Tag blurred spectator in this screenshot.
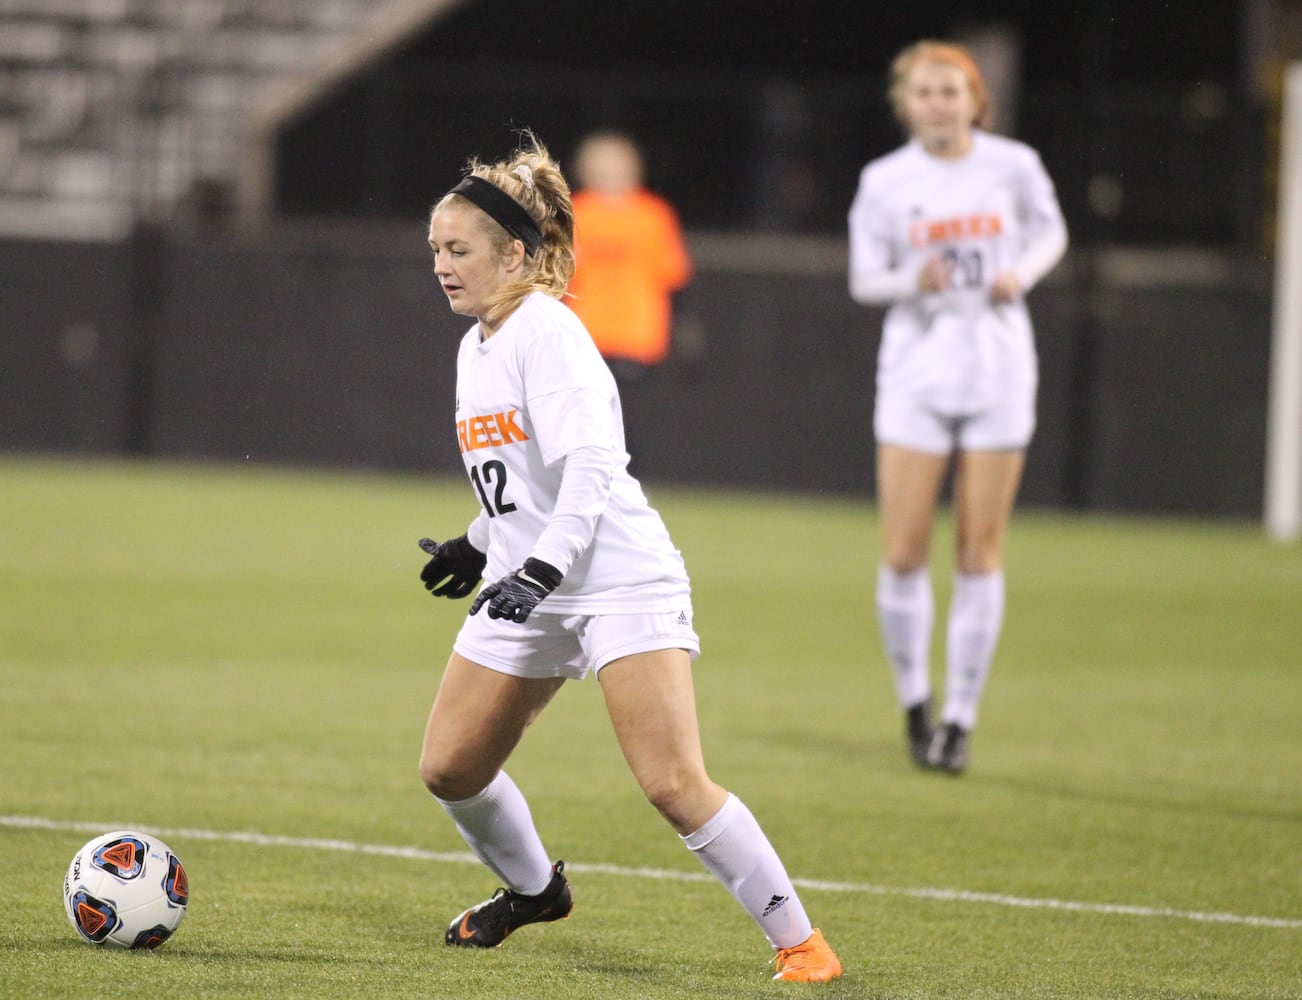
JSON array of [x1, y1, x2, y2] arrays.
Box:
[[567, 131, 692, 383]]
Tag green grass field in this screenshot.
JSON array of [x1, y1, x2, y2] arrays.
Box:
[[1, 455, 1298, 999]]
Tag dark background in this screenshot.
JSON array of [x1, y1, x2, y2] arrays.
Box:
[[276, 1, 1256, 245], [1, 0, 1290, 517]]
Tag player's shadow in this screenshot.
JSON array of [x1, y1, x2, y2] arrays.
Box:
[[964, 772, 1300, 825], [765, 727, 1300, 826]]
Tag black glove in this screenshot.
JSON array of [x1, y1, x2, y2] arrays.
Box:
[[418, 535, 487, 599], [468, 557, 563, 623]]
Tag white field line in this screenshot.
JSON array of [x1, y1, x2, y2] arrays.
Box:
[[6, 814, 1298, 931]]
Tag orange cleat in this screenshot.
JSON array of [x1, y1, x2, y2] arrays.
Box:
[[772, 928, 843, 982]]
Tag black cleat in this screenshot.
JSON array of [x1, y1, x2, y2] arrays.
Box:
[[926, 723, 970, 774], [444, 861, 572, 948], [905, 698, 934, 768]]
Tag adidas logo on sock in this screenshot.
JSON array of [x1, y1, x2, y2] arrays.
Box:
[[762, 894, 788, 917]]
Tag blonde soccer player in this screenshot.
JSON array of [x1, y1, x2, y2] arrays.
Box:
[[848, 41, 1068, 773], [416, 132, 841, 983]]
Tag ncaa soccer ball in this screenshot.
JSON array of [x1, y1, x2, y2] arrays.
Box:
[[63, 830, 189, 949]]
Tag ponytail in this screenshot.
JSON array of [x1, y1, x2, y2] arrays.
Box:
[[436, 130, 576, 330]]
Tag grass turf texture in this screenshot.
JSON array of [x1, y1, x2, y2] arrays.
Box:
[[0, 455, 1298, 999]]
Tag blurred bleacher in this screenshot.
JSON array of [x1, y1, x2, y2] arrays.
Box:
[[0, 0, 459, 240]]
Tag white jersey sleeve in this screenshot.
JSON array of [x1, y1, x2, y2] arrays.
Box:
[[1009, 147, 1068, 292], [848, 161, 922, 306], [512, 314, 619, 574], [465, 508, 491, 553]]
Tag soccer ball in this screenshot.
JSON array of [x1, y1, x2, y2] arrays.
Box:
[[63, 830, 189, 949]]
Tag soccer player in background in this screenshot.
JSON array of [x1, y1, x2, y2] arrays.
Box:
[[416, 132, 841, 983], [848, 41, 1068, 773]]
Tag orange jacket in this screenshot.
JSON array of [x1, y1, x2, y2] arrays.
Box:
[[568, 189, 691, 366]]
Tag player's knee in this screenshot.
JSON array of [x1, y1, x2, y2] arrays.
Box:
[[639, 767, 714, 829], [418, 751, 480, 801], [883, 551, 928, 575], [417, 753, 449, 797], [640, 772, 684, 815], [956, 543, 1002, 575]]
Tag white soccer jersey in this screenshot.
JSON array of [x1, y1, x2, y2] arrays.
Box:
[[848, 130, 1067, 415], [452, 291, 691, 613]]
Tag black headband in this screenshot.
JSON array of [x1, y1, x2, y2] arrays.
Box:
[[448, 175, 542, 257]]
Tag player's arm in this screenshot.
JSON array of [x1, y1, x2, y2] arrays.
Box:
[[1009, 151, 1069, 293], [651, 200, 692, 291], [848, 174, 922, 305], [525, 386, 615, 576], [470, 388, 613, 623]]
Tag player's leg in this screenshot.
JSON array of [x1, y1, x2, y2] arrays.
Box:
[[931, 447, 1025, 771], [421, 651, 565, 887], [952, 447, 1024, 576], [598, 649, 840, 980], [597, 648, 726, 835], [422, 651, 572, 945], [876, 441, 950, 763]]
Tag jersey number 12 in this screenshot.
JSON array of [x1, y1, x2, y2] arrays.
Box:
[[470, 460, 517, 517]]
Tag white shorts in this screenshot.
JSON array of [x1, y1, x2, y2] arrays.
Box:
[[453, 608, 700, 681], [874, 386, 1036, 454]]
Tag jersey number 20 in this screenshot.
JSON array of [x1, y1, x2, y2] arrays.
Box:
[[942, 247, 984, 289]]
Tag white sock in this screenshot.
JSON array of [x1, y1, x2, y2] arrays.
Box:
[[435, 771, 554, 896], [943, 571, 1006, 731], [876, 564, 933, 708], [681, 793, 813, 949]]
